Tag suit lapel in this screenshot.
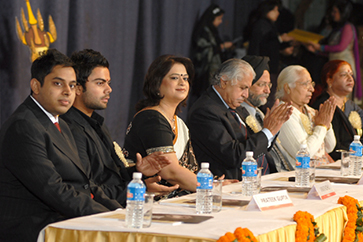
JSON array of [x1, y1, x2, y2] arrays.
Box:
[[68, 108, 121, 172], [58, 119, 82, 164], [206, 87, 248, 140], [100, 124, 128, 170], [237, 106, 253, 136], [52, 120, 85, 171], [25, 97, 88, 175]]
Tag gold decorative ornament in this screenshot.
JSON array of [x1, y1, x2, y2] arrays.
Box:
[[146, 146, 175, 155], [15, 0, 57, 62], [341, 97, 347, 112], [245, 115, 262, 133], [113, 141, 129, 167], [300, 113, 313, 135], [348, 111, 362, 136]]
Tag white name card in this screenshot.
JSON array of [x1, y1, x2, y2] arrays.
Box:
[[307, 180, 336, 200], [246, 190, 293, 211]]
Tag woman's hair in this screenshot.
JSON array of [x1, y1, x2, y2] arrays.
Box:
[[136, 55, 194, 113], [328, 0, 353, 27], [276, 65, 308, 99], [210, 58, 255, 86], [192, 4, 225, 44], [320, 59, 351, 88], [244, 0, 281, 40]]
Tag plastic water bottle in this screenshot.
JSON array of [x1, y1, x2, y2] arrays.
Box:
[[125, 172, 146, 228], [349, 135, 362, 176], [241, 151, 258, 196], [196, 162, 213, 214], [295, 144, 310, 187]]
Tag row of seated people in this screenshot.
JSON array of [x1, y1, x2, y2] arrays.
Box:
[[0, 49, 179, 242], [0, 48, 361, 242], [123, 54, 360, 193]]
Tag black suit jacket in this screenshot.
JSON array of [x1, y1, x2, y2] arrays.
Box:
[[188, 86, 274, 180], [0, 97, 121, 242], [61, 107, 136, 207]]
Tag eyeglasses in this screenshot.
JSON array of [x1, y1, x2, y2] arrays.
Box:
[[296, 81, 315, 89], [256, 82, 272, 89]]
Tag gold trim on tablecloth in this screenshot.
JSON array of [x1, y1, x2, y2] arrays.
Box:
[[315, 206, 346, 242], [43, 201, 358, 242], [44, 205, 347, 242], [256, 224, 296, 241], [45, 227, 216, 242]]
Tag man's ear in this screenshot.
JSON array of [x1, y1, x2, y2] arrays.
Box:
[[30, 78, 41, 95], [76, 84, 83, 96], [220, 77, 228, 89]]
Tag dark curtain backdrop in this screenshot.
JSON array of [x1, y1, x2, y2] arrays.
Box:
[[0, 0, 262, 146]]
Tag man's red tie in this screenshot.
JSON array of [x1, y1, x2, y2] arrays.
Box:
[[54, 122, 61, 132]]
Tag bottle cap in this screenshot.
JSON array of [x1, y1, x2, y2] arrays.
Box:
[[300, 144, 307, 149], [201, 162, 209, 169], [354, 135, 361, 141], [133, 172, 142, 179], [246, 151, 253, 157]]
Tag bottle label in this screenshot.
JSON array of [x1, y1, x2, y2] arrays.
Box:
[[197, 176, 213, 189], [350, 144, 362, 157], [296, 156, 310, 168], [127, 187, 146, 201], [242, 164, 257, 177]]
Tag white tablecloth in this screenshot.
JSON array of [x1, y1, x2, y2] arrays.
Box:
[[37, 166, 363, 242]]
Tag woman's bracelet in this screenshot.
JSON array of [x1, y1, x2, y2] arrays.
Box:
[[316, 124, 328, 130]]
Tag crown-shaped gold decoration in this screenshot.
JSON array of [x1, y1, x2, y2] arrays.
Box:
[[15, 0, 57, 62], [348, 111, 362, 137]]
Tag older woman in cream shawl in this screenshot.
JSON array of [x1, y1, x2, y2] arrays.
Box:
[[276, 65, 337, 168]]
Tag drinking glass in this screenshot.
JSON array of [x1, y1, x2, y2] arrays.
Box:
[[309, 159, 316, 186], [212, 180, 223, 212], [143, 193, 155, 228], [340, 151, 351, 176], [255, 167, 262, 193]]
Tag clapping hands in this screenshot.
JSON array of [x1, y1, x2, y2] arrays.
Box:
[[263, 99, 293, 135], [314, 96, 336, 129]]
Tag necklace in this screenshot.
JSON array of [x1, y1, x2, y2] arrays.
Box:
[[341, 97, 347, 112], [300, 106, 313, 135], [158, 106, 176, 132], [327, 89, 347, 111]]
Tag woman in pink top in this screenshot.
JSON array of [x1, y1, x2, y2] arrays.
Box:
[[307, 0, 361, 101]]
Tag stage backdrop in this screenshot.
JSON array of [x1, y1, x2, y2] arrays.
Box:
[[0, 0, 262, 145]]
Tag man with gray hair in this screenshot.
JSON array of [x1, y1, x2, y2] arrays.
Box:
[[188, 58, 292, 180], [241, 55, 294, 171]]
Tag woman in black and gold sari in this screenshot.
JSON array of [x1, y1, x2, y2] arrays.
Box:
[[312, 59, 363, 160], [124, 55, 198, 199]]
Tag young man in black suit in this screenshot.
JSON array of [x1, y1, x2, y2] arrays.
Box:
[[61, 49, 178, 207], [0, 49, 124, 242]]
